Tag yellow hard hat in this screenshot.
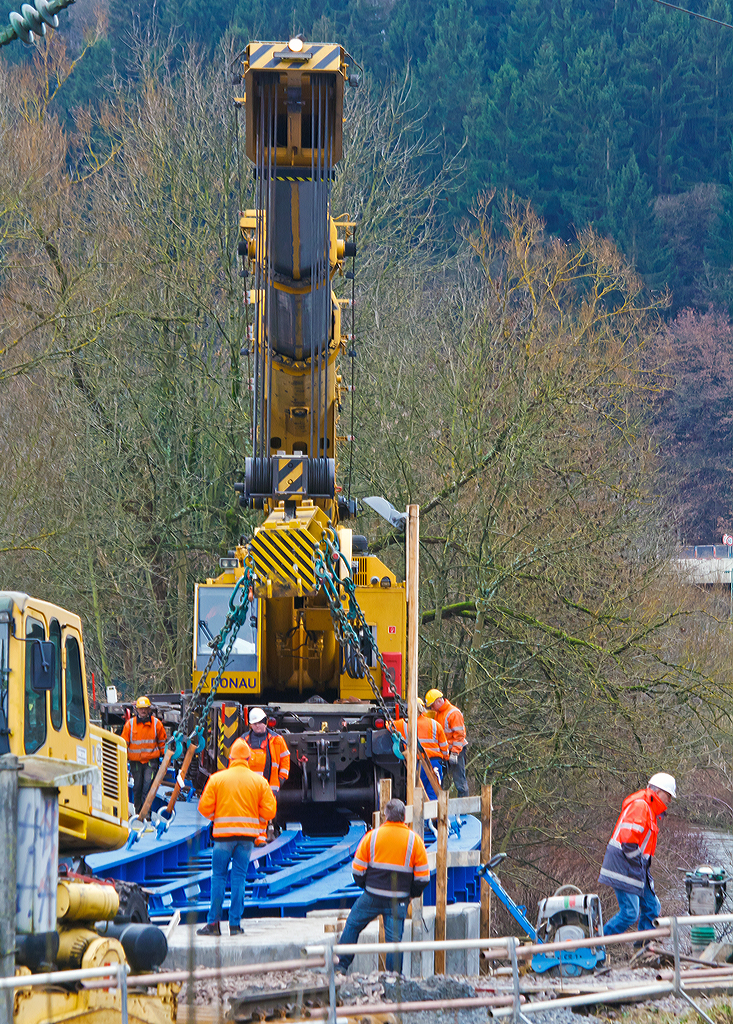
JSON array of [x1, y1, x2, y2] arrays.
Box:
[[136, 696, 152, 709], [416, 698, 426, 713], [424, 689, 443, 708]]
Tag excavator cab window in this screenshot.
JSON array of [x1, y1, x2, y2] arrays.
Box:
[[196, 586, 258, 673], [24, 617, 46, 754], [65, 635, 86, 739], [49, 618, 63, 731]]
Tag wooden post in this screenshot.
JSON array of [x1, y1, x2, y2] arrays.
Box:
[[410, 786, 424, 979], [377, 777, 392, 971], [434, 788, 448, 975], [406, 504, 419, 809], [0, 755, 19, 1024], [480, 783, 492, 975]]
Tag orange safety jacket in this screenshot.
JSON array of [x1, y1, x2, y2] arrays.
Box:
[[352, 820, 430, 899], [244, 729, 291, 792], [394, 715, 449, 761], [198, 751, 277, 840], [434, 700, 467, 755], [598, 788, 667, 894], [121, 715, 167, 763]]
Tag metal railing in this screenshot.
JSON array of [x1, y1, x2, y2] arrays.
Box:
[[6, 914, 733, 1024]]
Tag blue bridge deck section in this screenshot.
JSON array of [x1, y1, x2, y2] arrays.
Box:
[[87, 796, 483, 921]]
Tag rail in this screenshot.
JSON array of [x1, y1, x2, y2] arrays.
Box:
[[8, 913, 733, 1024]]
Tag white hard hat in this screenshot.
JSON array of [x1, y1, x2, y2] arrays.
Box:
[[648, 772, 676, 799], [248, 707, 267, 724]]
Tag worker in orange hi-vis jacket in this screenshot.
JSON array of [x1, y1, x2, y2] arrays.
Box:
[[243, 707, 290, 845], [121, 696, 167, 814], [425, 688, 469, 797], [335, 798, 430, 975], [196, 738, 276, 937], [394, 698, 449, 799]]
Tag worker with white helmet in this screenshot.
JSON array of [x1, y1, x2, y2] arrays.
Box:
[[598, 772, 677, 936], [243, 707, 290, 845]]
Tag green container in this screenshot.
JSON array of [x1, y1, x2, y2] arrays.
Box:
[[690, 925, 716, 948]]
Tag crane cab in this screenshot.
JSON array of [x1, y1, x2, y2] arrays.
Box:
[[0, 592, 129, 852]]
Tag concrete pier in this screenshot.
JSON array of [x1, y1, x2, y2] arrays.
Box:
[[164, 903, 480, 978]]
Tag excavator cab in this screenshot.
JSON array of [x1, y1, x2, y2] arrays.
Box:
[[0, 592, 129, 852]]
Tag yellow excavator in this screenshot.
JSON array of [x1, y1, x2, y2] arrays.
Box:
[[0, 591, 128, 851], [1, 593, 179, 1023]]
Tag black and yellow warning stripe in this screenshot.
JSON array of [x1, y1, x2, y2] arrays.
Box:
[[246, 42, 343, 73], [250, 528, 318, 590], [217, 703, 240, 770], [277, 458, 305, 494]]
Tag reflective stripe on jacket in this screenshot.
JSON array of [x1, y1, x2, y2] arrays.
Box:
[[245, 730, 291, 791], [121, 716, 167, 763], [352, 821, 430, 898], [435, 700, 467, 754], [394, 716, 449, 761], [198, 760, 277, 839], [598, 788, 667, 894]]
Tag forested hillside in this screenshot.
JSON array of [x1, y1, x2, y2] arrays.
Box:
[[3, 0, 733, 904], [3, 0, 733, 540]]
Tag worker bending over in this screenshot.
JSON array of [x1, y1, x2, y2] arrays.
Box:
[[336, 798, 429, 975], [197, 738, 276, 936], [394, 698, 449, 799], [243, 707, 290, 845], [425, 689, 469, 797], [122, 696, 167, 814], [598, 772, 676, 937]]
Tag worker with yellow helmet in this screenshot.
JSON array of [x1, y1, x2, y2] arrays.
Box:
[[424, 688, 469, 797], [121, 696, 167, 814]]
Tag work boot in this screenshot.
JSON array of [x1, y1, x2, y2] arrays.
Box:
[[229, 925, 243, 935], [196, 921, 220, 936]]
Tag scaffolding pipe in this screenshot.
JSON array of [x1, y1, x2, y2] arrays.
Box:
[[491, 981, 677, 1017], [657, 913, 733, 927], [305, 937, 512, 956], [658, 966, 733, 981], [512, 926, 671, 959], [0, 964, 127, 990], [86, 956, 327, 990]]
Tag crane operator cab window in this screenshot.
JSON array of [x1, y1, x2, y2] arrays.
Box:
[[195, 586, 258, 674], [24, 616, 46, 754]]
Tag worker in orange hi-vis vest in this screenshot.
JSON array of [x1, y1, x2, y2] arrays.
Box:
[[121, 696, 167, 814], [425, 688, 469, 797], [243, 707, 290, 845], [196, 738, 276, 937], [394, 698, 449, 799], [335, 798, 430, 975]]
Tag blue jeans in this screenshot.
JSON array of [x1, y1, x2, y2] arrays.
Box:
[[207, 839, 254, 928], [604, 880, 661, 935], [338, 891, 408, 973]]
